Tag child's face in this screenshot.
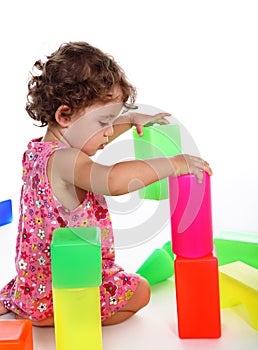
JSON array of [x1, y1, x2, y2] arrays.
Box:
[[63, 100, 124, 156]]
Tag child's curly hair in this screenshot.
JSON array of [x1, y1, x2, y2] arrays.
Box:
[[26, 41, 137, 126]]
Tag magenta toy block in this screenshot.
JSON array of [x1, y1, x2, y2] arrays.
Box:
[[174, 254, 221, 339], [0, 319, 34, 349], [0, 199, 13, 227], [169, 172, 213, 258]]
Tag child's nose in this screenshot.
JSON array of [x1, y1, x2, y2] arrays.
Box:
[[104, 125, 114, 137]]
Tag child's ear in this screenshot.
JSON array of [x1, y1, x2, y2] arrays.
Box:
[[55, 105, 72, 127]]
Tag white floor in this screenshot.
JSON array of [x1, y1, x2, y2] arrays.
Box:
[[1, 213, 258, 350]]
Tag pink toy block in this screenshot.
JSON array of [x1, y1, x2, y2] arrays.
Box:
[[0, 320, 34, 349], [169, 172, 213, 258]]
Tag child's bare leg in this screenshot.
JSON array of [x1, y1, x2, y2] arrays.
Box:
[[18, 278, 150, 327], [102, 277, 150, 326], [1, 300, 53, 326], [31, 316, 54, 327], [15, 314, 54, 327], [0, 301, 10, 315]]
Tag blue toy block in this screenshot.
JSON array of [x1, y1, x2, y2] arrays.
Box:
[[0, 199, 12, 227]]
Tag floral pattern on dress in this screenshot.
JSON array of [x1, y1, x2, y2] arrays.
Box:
[[0, 138, 140, 321]]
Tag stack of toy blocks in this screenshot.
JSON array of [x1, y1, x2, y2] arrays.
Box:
[[133, 124, 182, 200], [0, 319, 34, 349], [51, 227, 102, 350], [169, 172, 221, 338]]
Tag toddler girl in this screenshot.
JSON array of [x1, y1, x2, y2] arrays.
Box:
[[0, 41, 212, 326]]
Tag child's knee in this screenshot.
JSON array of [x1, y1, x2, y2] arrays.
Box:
[[138, 277, 151, 307], [128, 277, 151, 311], [0, 302, 9, 315]]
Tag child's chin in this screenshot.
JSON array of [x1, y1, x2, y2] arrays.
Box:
[[86, 149, 97, 156]]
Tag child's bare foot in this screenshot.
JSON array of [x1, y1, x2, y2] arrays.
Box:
[[0, 302, 10, 316], [15, 314, 54, 327]]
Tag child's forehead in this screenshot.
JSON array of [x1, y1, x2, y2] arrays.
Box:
[[85, 101, 124, 119]]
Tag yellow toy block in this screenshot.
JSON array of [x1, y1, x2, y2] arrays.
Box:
[[53, 287, 102, 349], [219, 261, 258, 330]]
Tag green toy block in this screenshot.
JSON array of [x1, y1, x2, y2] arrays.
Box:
[[162, 241, 174, 260], [51, 227, 102, 288], [214, 231, 258, 269], [133, 124, 182, 200], [136, 248, 174, 285]]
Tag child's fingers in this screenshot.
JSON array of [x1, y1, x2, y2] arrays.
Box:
[[145, 112, 171, 126], [135, 124, 144, 136], [188, 156, 213, 181]]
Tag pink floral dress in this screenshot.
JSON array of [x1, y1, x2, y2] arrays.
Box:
[[0, 138, 140, 321]]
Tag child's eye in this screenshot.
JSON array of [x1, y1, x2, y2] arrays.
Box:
[[99, 121, 109, 128]]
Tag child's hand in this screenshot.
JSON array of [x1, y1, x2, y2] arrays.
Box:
[[172, 154, 213, 183], [129, 112, 171, 136]]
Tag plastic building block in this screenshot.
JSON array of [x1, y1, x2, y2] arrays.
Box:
[[133, 124, 181, 200], [169, 172, 213, 258], [53, 287, 102, 349], [162, 241, 174, 259], [214, 231, 258, 268], [51, 227, 102, 350], [219, 261, 258, 330], [0, 319, 34, 349], [136, 248, 174, 285], [174, 254, 221, 339], [0, 199, 12, 227], [51, 227, 102, 288]]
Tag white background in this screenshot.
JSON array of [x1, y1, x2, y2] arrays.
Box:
[[0, 1, 258, 349], [1, 0, 257, 234]]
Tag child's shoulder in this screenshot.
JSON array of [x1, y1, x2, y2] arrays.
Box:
[[47, 147, 93, 177]]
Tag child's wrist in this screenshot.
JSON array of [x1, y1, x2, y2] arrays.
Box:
[[122, 112, 135, 128]]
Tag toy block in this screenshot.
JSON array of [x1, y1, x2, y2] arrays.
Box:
[[136, 248, 174, 285], [0, 320, 33, 349], [169, 172, 213, 258], [162, 241, 174, 259], [51, 227, 102, 350], [51, 227, 102, 288], [0, 199, 12, 227], [214, 231, 258, 268], [53, 287, 102, 349], [133, 124, 181, 200], [219, 261, 258, 330], [174, 254, 221, 338]]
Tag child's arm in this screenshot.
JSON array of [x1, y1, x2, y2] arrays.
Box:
[[50, 148, 212, 197]]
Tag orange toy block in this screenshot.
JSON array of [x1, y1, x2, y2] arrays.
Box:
[[0, 320, 34, 350], [174, 254, 221, 339]]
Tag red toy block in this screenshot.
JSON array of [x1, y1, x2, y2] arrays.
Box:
[[0, 320, 34, 349], [174, 254, 221, 339]]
